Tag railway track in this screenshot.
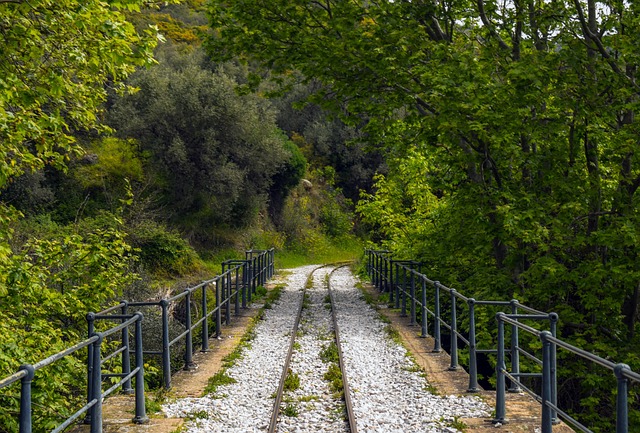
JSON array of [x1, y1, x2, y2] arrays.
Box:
[[268, 264, 356, 433], [163, 264, 490, 433]]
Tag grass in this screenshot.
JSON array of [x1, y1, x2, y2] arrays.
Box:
[[283, 369, 301, 392], [323, 363, 344, 398], [204, 371, 237, 394], [274, 237, 363, 269], [320, 341, 339, 363], [282, 403, 298, 417], [446, 416, 467, 431]]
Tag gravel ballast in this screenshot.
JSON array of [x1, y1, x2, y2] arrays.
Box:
[[163, 265, 490, 432]]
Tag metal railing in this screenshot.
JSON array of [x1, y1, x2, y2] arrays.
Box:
[[0, 313, 145, 433], [365, 249, 639, 433], [0, 248, 275, 433]]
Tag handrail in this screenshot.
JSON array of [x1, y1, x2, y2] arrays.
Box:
[[365, 248, 639, 433], [0, 248, 276, 433]]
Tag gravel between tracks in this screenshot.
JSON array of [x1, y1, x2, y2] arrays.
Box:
[[163, 265, 489, 433]]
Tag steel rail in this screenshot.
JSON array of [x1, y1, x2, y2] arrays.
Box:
[[268, 263, 357, 433], [327, 265, 358, 433], [267, 264, 327, 433]]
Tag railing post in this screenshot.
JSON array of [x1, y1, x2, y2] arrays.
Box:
[[216, 279, 222, 337], [225, 273, 231, 325], [184, 290, 195, 370], [132, 313, 148, 424], [18, 364, 35, 433], [121, 301, 133, 394], [242, 262, 248, 308], [90, 333, 103, 433], [421, 278, 428, 338], [509, 299, 521, 393], [247, 260, 253, 303], [395, 263, 401, 308], [387, 257, 393, 297], [235, 267, 240, 316], [549, 312, 559, 424], [390, 261, 396, 305], [540, 331, 553, 433], [160, 299, 171, 389], [84, 312, 95, 424], [433, 282, 442, 353], [401, 266, 408, 317], [202, 283, 209, 352], [494, 313, 506, 425], [448, 289, 458, 370], [409, 269, 417, 326], [467, 298, 479, 392], [614, 364, 630, 433]]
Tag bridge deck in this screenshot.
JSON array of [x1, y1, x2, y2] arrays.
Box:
[[71, 273, 575, 433]]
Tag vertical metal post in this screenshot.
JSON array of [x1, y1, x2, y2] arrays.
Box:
[[540, 331, 552, 433], [509, 300, 521, 392], [614, 364, 630, 433], [242, 262, 248, 308], [202, 283, 209, 352], [235, 267, 240, 316], [90, 334, 103, 433], [85, 313, 95, 424], [184, 290, 195, 370], [449, 289, 458, 370], [549, 313, 558, 424], [225, 273, 231, 325], [395, 263, 401, 308], [494, 314, 506, 425], [421, 278, 428, 338], [121, 302, 133, 394], [216, 279, 222, 337], [389, 261, 396, 304], [132, 313, 148, 424], [247, 261, 253, 303], [433, 282, 442, 353], [383, 256, 389, 292], [373, 253, 378, 288], [18, 364, 35, 433], [467, 298, 478, 392], [401, 266, 408, 317], [160, 300, 171, 389], [409, 269, 416, 326], [388, 259, 394, 300]]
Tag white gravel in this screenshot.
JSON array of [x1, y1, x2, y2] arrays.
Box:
[[162, 265, 490, 433]]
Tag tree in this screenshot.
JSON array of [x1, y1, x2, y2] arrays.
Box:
[[108, 48, 294, 240], [207, 0, 640, 427]]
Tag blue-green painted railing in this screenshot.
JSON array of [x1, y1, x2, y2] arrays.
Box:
[[0, 248, 275, 433], [366, 249, 640, 433]]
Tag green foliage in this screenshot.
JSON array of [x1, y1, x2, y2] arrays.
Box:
[[108, 48, 291, 238], [204, 371, 237, 395], [129, 221, 201, 277], [207, 1, 640, 428], [0, 214, 137, 431], [283, 370, 301, 392]]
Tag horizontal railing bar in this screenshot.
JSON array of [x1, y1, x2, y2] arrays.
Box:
[[95, 303, 126, 316], [51, 399, 97, 433], [505, 314, 551, 320], [509, 372, 542, 378], [514, 303, 548, 315], [454, 332, 470, 346], [499, 315, 542, 337], [476, 349, 498, 354], [547, 402, 592, 433], [474, 300, 512, 306], [101, 345, 127, 365], [0, 370, 28, 389], [166, 290, 189, 303], [545, 334, 616, 371], [169, 329, 190, 347], [501, 369, 541, 402], [518, 347, 543, 365], [100, 316, 139, 339], [94, 314, 136, 320], [33, 336, 98, 370], [127, 301, 162, 307]]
